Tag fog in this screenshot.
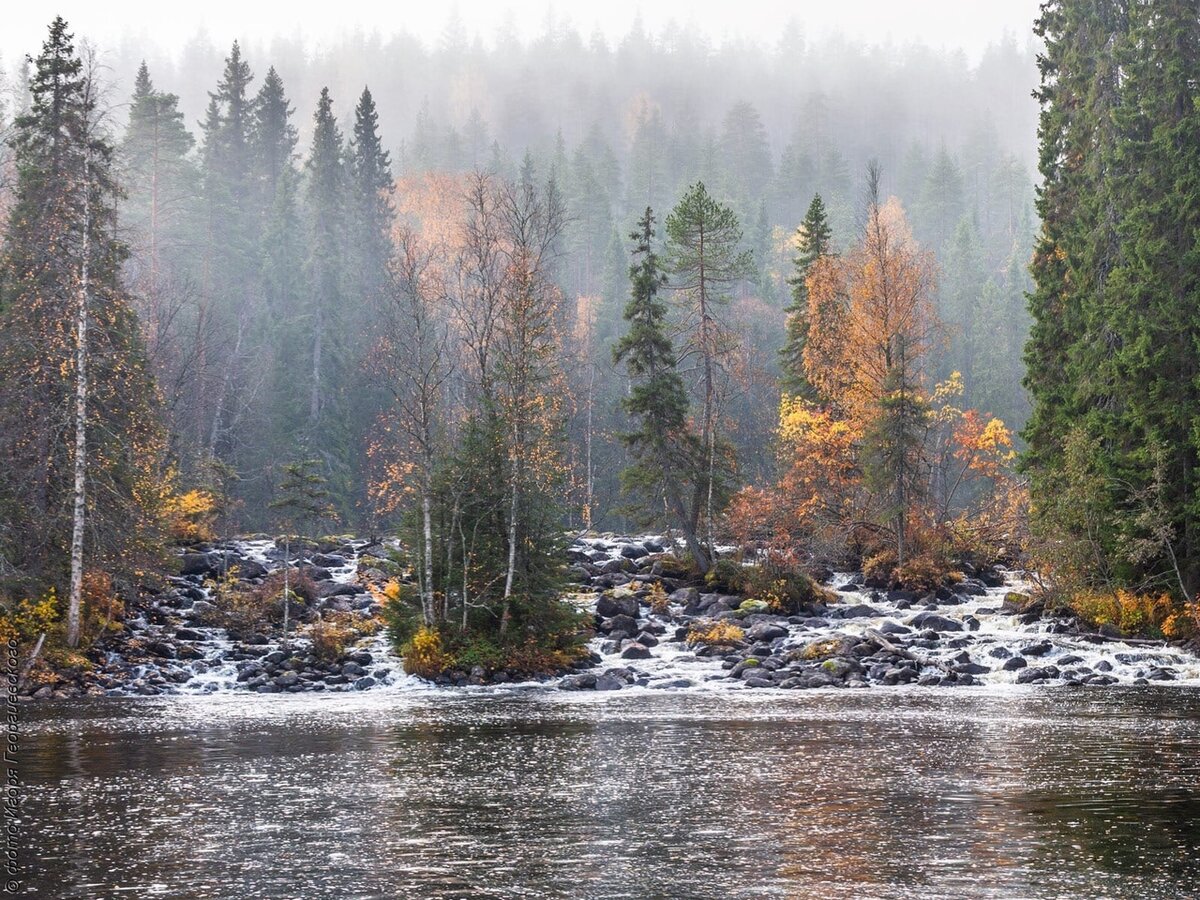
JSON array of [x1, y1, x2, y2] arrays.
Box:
[[0, 5, 1041, 532], [3, 1, 1042, 66]]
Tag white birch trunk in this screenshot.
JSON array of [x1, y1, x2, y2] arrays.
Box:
[[66, 151, 92, 649]]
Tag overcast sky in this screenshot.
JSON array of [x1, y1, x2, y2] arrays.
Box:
[[3, 1, 1042, 66]]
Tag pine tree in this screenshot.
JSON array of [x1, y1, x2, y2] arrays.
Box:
[[613, 208, 709, 571], [302, 87, 347, 441], [252, 66, 297, 207], [121, 62, 196, 299], [348, 86, 394, 313], [0, 17, 162, 644], [665, 181, 752, 554], [270, 457, 335, 640], [198, 42, 258, 465], [780, 194, 833, 398]]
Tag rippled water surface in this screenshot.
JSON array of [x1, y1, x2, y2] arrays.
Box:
[[24, 687, 1200, 898]]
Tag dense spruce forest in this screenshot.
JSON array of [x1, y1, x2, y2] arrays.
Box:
[[1, 4, 1197, 681]]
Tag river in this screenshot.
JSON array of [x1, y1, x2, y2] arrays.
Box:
[[22, 686, 1200, 898]]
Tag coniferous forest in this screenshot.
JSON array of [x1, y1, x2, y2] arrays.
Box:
[[8, 5, 1200, 893]]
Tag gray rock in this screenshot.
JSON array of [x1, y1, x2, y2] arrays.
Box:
[[318, 581, 359, 599], [1002, 656, 1028, 671], [831, 604, 885, 619], [596, 593, 640, 619], [180, 552, 218, 577], [745, 622, 788, 642], [908, 612, 963, 632], [620, 642, 653, 660], [1016, 665, 1059, 684], [594, 674, 623, 691]]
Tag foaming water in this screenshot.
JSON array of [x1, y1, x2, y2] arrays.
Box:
[[23, 688, 1200, 898]]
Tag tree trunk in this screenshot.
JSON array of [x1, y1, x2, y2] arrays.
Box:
[[500, 439, 519, 636], [282, 535, 290, 644], [66, 153, 92, 650], [422, 476, 435, 625]]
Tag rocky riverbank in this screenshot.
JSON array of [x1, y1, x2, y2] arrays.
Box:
[[18, 532, 1200, 699], [558, 535, 1200, 692], [20, 537, 408, 699]]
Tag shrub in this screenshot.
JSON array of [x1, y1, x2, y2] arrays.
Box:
[[163, 489, 218, 545], [1069, 589, 1176, 639], [704, 558, 748, 594], [894, 552, 960, 592], [647, 581, 670, 615], [653, 555, 693, 579], [1163, 608, 1198, 642], [687, 619, 745, 648], [0, 590, 59, 644], [402, 626, 448, 678], [380, 581, 423, 648], [218, 569, 319, 633], [309, 614, 356, 662], [863, 550, 898, 588]]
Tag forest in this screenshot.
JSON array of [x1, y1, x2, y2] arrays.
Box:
[[0, 5, 1197, 680]]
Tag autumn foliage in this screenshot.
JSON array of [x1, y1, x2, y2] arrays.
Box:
[[731, 194, 1022, 575]]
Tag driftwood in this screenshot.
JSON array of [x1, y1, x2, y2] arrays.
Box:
[[864, 627, 952, 674], [1071, 631, 1167, 648], [17, 632, 46, 688]]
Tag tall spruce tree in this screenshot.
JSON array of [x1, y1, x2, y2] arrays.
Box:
[[1025, 0, 1200, 600], [780, 193, 833, 398], [348, 86, 393, 309], [0, 17, 162, 644], [301, 88, 351, 510], [613, 208, 709, 572]]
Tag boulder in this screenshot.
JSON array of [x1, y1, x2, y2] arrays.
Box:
[[236, 559, 269, 580], [669, 587, 699, 608], [318, 581, 359, 599], [186, 599, 219, 621], [907, 612, 963, 632], [1016, 665, 1059, 684], [146, 641, 177, 659], [180, 553, 218, 578], [605, 613, 639, 635], [620, 642, 652, 660], [745, 622, 788, 643], [558, 673, 598, 690], [312, 553, 347, 568], [596, 593, 640, 619], [594, 674, 623, 691], [620, 543, 648, 560], [830, 604, 884, 620]]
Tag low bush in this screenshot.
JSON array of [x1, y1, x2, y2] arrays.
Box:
[[163, 489, 218, 545], [705, 554, 831, 614], [687, 619, 745, 648], [895, 553, 962, 592], [1069, 589, 1176, 639], [218, 569, 319, 633], [704, 558, 747, 594], [308, 613, 357, 662], [646, 581, 670, 615], [401, 626, 447, 678]]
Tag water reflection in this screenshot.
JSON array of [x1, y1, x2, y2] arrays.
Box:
[[23, 688, 1200, 898]]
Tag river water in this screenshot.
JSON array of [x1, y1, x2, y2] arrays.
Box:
[[22, 686, 1200, 899]]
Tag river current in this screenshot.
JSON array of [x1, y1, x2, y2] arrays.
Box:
[[23, 686, 1200, 899]]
